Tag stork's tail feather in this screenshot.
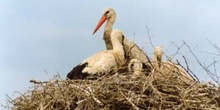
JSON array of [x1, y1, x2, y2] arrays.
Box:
[[66, 63, 89, 79]]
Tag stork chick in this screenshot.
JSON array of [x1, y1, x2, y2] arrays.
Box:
[[128, 59, 144, 77], [153, 46, 163, 68]]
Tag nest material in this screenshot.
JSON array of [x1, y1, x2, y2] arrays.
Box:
[[8, 67, 220, 110]]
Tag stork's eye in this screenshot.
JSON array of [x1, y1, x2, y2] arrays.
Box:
[[130, 63, 134, 69], [105, 11, 110, 15]]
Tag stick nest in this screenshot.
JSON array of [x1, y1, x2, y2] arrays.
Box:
[[8, 67, 220, 110]]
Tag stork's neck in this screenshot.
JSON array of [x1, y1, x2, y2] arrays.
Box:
[[111, 35, 124, 57], [104, 17, 115, 50], [104, 22, 113, 32], [104, 19, 114, 38], [110, 30, 125, 66], [112, 36, 125, 65], [105, 15, 115, 31]]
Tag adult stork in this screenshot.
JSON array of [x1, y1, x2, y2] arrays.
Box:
[[67, 30, 125, 79], [93, 7, 151, 68]]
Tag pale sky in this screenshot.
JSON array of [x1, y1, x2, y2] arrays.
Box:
[[1, 0, 220, 107]]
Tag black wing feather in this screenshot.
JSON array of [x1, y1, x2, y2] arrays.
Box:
[[66, 63, 90, 79]]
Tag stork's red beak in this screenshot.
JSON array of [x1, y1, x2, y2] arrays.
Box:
[[93, 16, 107, 35]]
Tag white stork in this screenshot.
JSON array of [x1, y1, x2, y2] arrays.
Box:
[[153, 46, 163, 68], [93, 7, 151, 67], [67, 30, 125, 79], [152, 46, 195, 82], [128, 59, 144, 77]]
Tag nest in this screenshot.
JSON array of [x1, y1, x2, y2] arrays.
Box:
[[8, 64, 220, 110]]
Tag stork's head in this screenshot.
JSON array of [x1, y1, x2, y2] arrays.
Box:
[[102, 7, 116, 20], [128, 59, 143, 77], [93, 8, 116, 34], [153, 46, 163, 62], [128, 59, 143, 72]]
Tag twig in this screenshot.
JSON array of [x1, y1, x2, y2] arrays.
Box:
[[181, 56, 199, 82], [118, 88, 139, 110], [126, 43, 137, 58], [69, 84, 103, 106], [145, 25, 154, 48], [184, 41, 220, 85]]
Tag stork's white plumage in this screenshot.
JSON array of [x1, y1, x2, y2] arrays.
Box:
[[67, 30, 125, 79], [93, 8, 151, 67]]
